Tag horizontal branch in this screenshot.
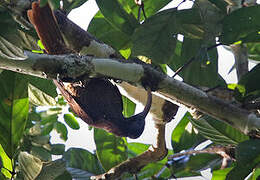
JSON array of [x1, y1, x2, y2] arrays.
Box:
[[0, 51, 259, 135]]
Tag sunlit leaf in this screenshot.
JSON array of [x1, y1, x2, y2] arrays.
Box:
[[212, 167, 232, 180], [122, 96, 136, 118], [0, 145, 12, 178], [94, 128, 127, 171], [0, 71, 29, 158], [64, 113, 80, 130]]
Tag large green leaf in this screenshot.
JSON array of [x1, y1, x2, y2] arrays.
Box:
[[132, 8, 203, 64], [95, 0, 139, 36], [190, 115, 249, 145], [171, 112, 205, 153], [94, 128, 127, 171], [63, 148, 104, 175], [170, 37, 226, 87], [227, 139, 260, 180], [88, 11, 131, 51], [0, 71, 29, 158], [220, 5, 260, 44]]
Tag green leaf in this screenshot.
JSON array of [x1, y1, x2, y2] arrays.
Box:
[[212, 167, 232, 180], [220, 5, 260, 44], [63, 148, 104, 175], [25, 76, 57, 98], [54, 122, 68, 141], [41, 123, 54, 136], [94, 128, 127, 171], [50, 144, 65, 155], [207, 0, 228, 13], [88, 11, 131, 51], [122, 96, 136, 118], [62, 0, 89, 14], [127, 142, 149, 158], [117, 0, 172, 21], [171, 112, 205, 153], [132, 8, 202, 64], [18, 152, 43, 180], [0, 36, 26, 60], [235, 64, 260, 102], [54, 170, 72, 180], [247, 42, 260, 62], [0, 71, 29, 158], [171, 112, 190, 150], [227, 139, 260, 180], [95, 0, 139, 36], [0, 11, 39, 51], [31, 146, 52, 162], [36, 159, 66, 179], [169, 37, 226, 87], [190, 115, 249, 145], [0, 145, 12, 178], [63, 113, 80, 130], [250, 168, 260, 180], [28, 84, 56, 106]]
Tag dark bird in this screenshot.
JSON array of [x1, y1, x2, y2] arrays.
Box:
[[54, 79, 152, 139]]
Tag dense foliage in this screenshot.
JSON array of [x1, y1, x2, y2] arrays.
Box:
[[0, 0, 260, 179]]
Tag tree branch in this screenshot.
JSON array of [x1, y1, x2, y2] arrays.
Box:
[[0, 51, 259, 135], [91, 123, 167, 180]]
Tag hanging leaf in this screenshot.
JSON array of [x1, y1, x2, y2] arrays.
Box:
[[94, 128, 127, 171], [122, 95, 136, 118], [63, 148, 104, 175], [0, 71, 29, 158], [54, 122, 68, 141], [171, 112, 205, 153], [63, 113, 80, 130]]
